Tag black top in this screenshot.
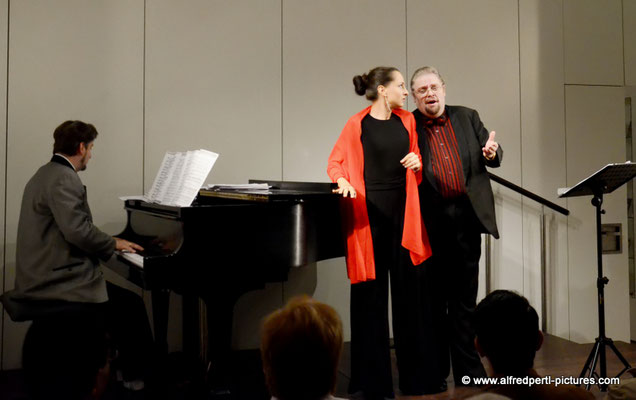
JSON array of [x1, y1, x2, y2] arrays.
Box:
[[361, 113, 409, 190]]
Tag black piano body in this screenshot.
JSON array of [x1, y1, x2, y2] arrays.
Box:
[[105, 180, 344, 389]]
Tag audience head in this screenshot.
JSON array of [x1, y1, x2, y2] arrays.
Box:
[[473, 290, 543, 377], [22, 314, 110, 400], [261, 295, 343, 400]]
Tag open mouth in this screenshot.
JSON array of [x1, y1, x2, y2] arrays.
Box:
[[426, 99, 438, 105]]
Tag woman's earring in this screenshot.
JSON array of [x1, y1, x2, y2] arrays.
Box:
[[384, 95, 391, 116]]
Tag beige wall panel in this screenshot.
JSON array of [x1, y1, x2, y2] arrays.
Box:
[[564, 0, 624, 85], [281, 0, 407, 342], [566, 85, 629, 343], [2, 0, 143, 369], [626, 0, 636, 86], [145, 1, 282, 350], [490, 188, 524, 294], [144, 0, 281, 188], [0, 0, 6, 370], [629, 87, 636, 341], [282, 0, 407, 183], [547, 213, 571, 338], [519, 0, 569, 338], [407, 0, 523, 302], [407, 0, 521, 182]]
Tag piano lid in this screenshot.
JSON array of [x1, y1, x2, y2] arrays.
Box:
[[198, 180, 339, 203]]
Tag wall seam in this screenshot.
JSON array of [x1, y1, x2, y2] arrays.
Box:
[[517, 0, 525, 301], [1, 0, 10, 370], [280, 0, 284, 304], [622, 0, 626, 86], [280, 0, 284, 182], [142, 0, 146, 193], [562, 0, 572, 341], [405, 0, 408, 111]]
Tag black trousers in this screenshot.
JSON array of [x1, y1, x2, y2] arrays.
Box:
[[349, 187, 432, 399], [419, 196, 487, 388], [104, 281, 154, 381]]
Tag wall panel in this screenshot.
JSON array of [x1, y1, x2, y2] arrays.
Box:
[[0, 0, 7, 369], [625, 0, 636, 86], [519, 0, 569, 337], [407, 0, 522, 300], [144, 0, 282, 350], [564, 0, 624, 85], [281, 0, 407, 341], [565, 85, 629, 343], [2, 0, 144, 369]]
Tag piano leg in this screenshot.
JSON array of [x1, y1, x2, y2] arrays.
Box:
[[151, 288, 170, 355], [202, 292, 242, 396]]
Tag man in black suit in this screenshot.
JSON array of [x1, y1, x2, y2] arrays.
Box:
[[410, 66, 502, 393]]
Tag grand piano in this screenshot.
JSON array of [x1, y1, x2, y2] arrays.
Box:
[[105, 180, 344, 392]]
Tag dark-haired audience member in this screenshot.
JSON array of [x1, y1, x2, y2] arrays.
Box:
[[327, 67, 432, 399], [22, 315, 111, 400], [466, 290, 594, 400], [260, 296, 345, 400], [2, 120, 153, 391]]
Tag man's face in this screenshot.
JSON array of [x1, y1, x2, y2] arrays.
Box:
[[412, 73, 446, 118], [78, 141, 93, 171]]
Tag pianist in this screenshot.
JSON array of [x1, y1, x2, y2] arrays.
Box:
[[3, 120, 152, 392]]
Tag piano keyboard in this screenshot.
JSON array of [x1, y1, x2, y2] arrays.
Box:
[[118, 252, 144, 268]]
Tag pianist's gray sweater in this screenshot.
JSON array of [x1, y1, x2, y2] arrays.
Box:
[[8, 155, 115, 303]]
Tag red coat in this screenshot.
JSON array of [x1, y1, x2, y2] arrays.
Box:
[[327, 107, 432, 283]]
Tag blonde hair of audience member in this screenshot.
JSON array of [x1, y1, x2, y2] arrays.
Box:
[[261, 295, 344, 400]]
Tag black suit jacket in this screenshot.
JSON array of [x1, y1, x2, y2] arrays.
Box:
[[413, 105, 502, 238]]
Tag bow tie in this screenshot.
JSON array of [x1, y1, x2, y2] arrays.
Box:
[[424, 115, 447, 126]]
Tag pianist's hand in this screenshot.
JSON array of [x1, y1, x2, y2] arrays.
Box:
[[114, 237, 144, 253], [334, 177, 356, 198]]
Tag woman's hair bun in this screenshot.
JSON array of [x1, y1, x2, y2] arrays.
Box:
[[352, 74, 368, 96]]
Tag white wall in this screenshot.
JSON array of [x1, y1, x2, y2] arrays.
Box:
[[143, 0, 283, 351], [2, 0, 144, 369], [1, 0, 635, 369], [0, 0, 6, 365], [626, 0, 636, 87], [518, 0, 569, 337], [564, 0, 624, 86]]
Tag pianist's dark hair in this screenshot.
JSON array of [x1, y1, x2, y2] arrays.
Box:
[[353, 66, 399, 101], [53, 120, 98, 156]]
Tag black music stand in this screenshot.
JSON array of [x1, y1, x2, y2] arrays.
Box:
[[559, 162, 636, 391]]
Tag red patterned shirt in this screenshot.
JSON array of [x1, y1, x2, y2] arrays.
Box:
[[423, 114, 467, 198]]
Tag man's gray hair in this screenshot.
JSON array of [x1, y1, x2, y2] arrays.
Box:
[[410, 66, 445, 90]]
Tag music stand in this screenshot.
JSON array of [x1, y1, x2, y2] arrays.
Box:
[[559, 162, 636, 391]]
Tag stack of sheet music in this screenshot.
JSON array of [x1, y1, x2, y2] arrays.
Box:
[[144, 149, 219, 207]]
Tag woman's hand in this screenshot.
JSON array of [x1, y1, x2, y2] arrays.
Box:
[[333, 177, 357, 198], [400, 152, 421, 172]]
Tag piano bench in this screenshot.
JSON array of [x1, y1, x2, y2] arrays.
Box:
[[0, 292, 103, 322]]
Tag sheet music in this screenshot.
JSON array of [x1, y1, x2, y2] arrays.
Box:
[[145, 149, 219, 207]]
